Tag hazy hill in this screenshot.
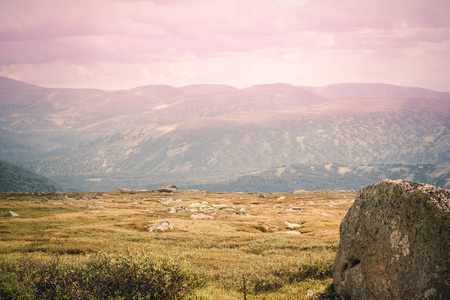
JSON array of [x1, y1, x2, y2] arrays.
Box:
[[0, 77, 449, 191], [0, 159, 65, 192], [182, 163, 450, 193], [178, 84, 239, 95], [302, 83, 450, 100]]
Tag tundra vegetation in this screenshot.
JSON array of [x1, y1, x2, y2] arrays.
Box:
[[0, 189, 356, 299]]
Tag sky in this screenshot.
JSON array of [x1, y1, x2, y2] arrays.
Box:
[[0, 0, 449, 91]]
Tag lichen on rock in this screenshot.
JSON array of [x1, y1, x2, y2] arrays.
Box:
[[333, 179, 449, 299]]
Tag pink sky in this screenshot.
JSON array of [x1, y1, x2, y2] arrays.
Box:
[[1, 0, 449, 91]]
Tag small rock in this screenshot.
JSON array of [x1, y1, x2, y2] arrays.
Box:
[[114, 188, 131, 193], [156, 185, 179, 193], [277, 196, 286, 201], [284, 221, 301, 229], [277, 230, 301, 235], [190, 213, 213, 220], [167, 207, 177, 213], [258, 193, 267, 198], [145, 220, 173, 232], [175, 206, 187, 212], [2, 211, 19, 217], [159, 198, 174, 205], [306, 290, 314, 297], [212, 204, 227, 210], [235, 208, 250, 216], [87, 205, 104, 210]]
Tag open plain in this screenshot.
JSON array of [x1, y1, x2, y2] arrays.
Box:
[[0, 189, 356, 299]]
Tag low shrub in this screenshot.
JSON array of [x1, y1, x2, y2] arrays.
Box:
[[237, 261, 333, 294], [0, 250, 206, 299]]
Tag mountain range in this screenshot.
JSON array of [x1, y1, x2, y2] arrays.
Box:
[[0, 76, 449, 191]]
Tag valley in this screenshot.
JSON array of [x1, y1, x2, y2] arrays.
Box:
[[0, 189, 357, 299]]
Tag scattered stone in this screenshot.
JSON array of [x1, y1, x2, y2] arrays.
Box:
[[306, 290, 314, 297], [258, 193, 267, 198], [2, 211, 19, 217], [293, 190, 308, 194], [114, 188, 131, 193], [211, 204, 227, 210], [333, 180, 450, 300], [87, 205, 104, 210], [189, 203, 209, 211], [145, 220, 173, 232], [277, 196, 286, 201], [175, 206, 187, 212], [277, 230, 300, 235], [40, 198, 50, 202], [284, 221, 301, 230], [52, 202, 64, 205], [7, 197, 15, 200], [235, 208, 250, 216], [190, 213, 213, 220], [159, 198, 174, 205], [167, 207, 177, 213], [156, 185, 179, 193]]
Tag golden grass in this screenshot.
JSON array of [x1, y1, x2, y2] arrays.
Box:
[[0, 189, 356, 298]]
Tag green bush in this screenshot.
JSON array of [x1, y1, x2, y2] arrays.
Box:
[[0, 251, 206, 299]]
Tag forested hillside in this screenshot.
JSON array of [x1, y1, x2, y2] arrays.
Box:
[[0, 160, 65, 192]]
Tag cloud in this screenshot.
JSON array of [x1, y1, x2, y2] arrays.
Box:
[[0, 0, 449, 90]]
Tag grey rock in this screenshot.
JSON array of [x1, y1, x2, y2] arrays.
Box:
[[333, 179, 450, 299], [145, 220, 173, 232], [190, 213, 213, 220], [235, 208, 250, 216], [159, 198, 174, 205], [156, 185, 179, 193], [175, 206, 187, 213], [2, 211, 19, 217], [211, 204, 227, 210], [114, 188, 131, 193], [284, 221, 301, 229]]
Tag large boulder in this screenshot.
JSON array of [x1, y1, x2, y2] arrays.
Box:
[[333, 180, 449, 299], [156, 185, 179, 193]]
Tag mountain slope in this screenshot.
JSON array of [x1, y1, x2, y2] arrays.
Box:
[[0, 159, 65, 192], [0, 77, 449, 191], [181, 163, 450, 192], [303, 83, 450, 100]]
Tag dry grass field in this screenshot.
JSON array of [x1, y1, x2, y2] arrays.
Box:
[[0, 189, 357, 299]]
